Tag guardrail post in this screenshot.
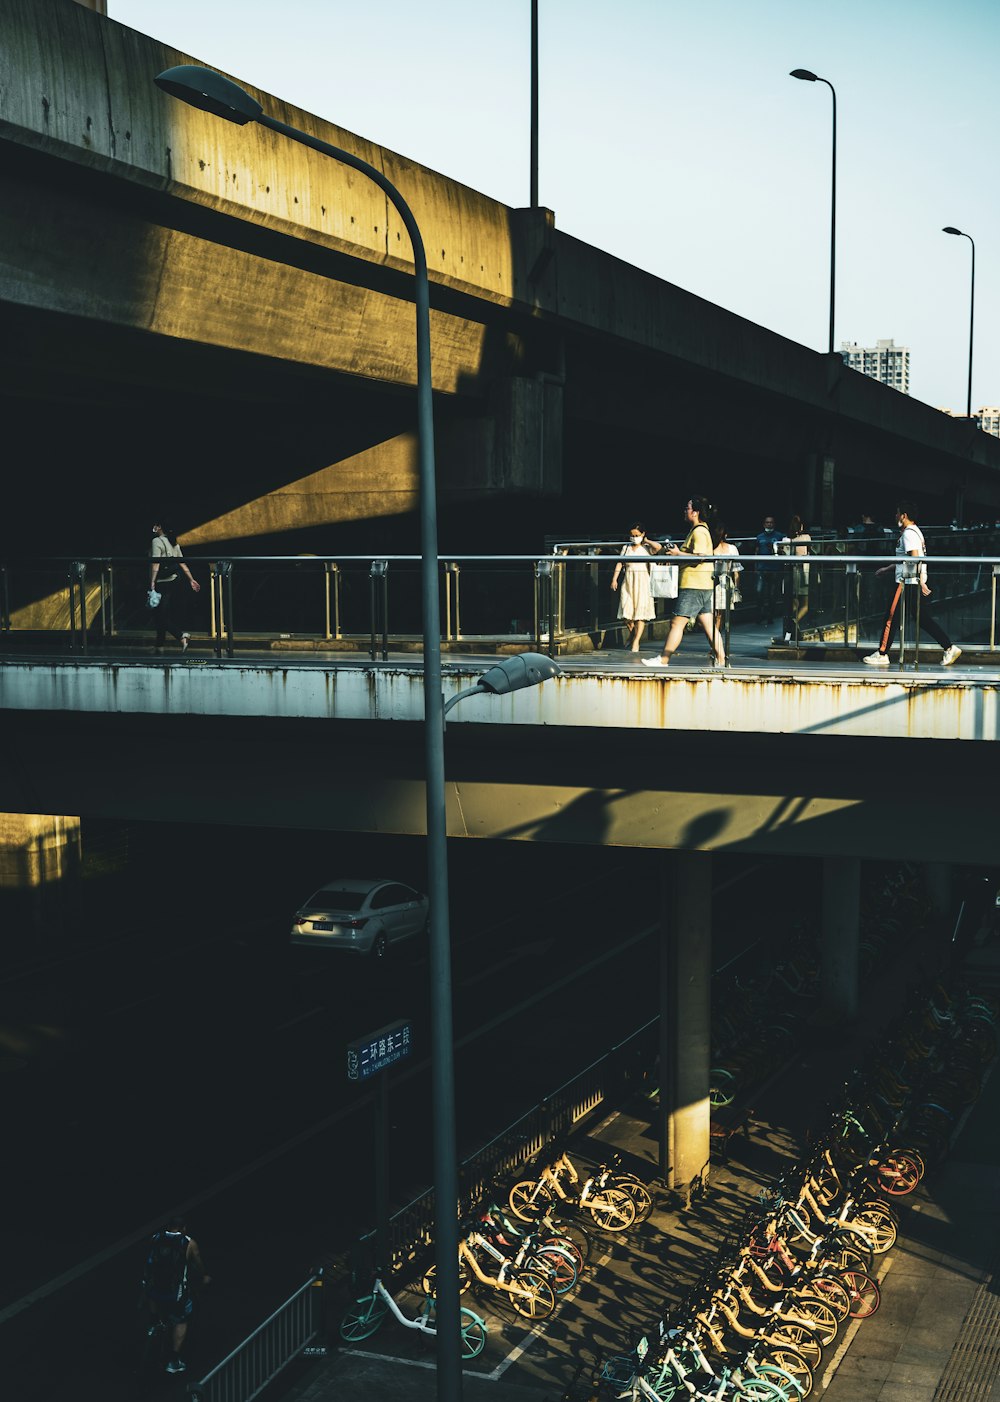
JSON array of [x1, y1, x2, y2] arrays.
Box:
[[843, 561, 857, 649], [534, 559, 552, 653], [211, 562, 233, 658], [369, 560, 388, 661], [991, 563, 999, 651], [443, 562, 461, 641], [68, 561, 87, 655], [324, 561, 341, 641]]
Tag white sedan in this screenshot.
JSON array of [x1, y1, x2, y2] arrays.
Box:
[[290, 878, 429, 957]]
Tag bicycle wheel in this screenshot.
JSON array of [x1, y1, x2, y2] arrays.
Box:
[[459, 1309, 488, 1359], [543, 1217, 592, 1267], [507, 1267, 556, 1320], [540, 1232, 585, 1274], [754, 1361, 811, 1400], [586, 1186, 636, 1232], [872, 1151, 921, 1196], [848, 1204, 896, 1254], [422, 1260, 472, 1296], [817, 1231, 874, 1275], [527, 1246, 577, 1295], [768, 1325, 822, 1370], [340, 1292, 389, 1342], [784, 1295, 838, 1345], [805, 1273, 851, 1320], [508, 1180, 553, 1222], [736, 1376, 792, 1402], [840, 1269, 881, 1318], [711, 1068, 738, 1108], [617, 1176, 654, 1223], [757, 1347, 812, 1399]]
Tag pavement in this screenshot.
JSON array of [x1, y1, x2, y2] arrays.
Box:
[[263, 931, 1000, 1402]]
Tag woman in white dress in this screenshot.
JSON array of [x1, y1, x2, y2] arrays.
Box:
[[611, 522, 662, 652], [712, 521, 742, 638]]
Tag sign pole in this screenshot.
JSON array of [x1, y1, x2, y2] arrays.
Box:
[[375, 1070, 389, 1273]]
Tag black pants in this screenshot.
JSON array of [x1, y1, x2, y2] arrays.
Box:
[[876, 582, 951, 655], [153, 581, 185, 645], [756, 572, 781, 623]]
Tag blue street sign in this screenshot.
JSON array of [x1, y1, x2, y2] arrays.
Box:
[[346, 1019, 413, 1081]]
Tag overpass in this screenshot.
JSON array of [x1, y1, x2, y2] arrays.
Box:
[[0, 651, 996, 866], [4, 0, 1000, 567]]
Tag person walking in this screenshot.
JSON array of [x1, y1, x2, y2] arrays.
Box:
[[142, 1215, 211, 1374], [754, 513, 784, 626], [611, 522, 661, 652], [862, 503, 962, 667], [776, 514, 811, 644], [643, 496, 726, 668], [712, 521, 742, 638], [149, 522, 200, 653]]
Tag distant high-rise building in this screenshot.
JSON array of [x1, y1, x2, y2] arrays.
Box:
[[937, 405, 1000, 436], [840, 339, 910, 394]]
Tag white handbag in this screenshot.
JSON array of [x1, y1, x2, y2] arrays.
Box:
[[649, 562, 678, 600]]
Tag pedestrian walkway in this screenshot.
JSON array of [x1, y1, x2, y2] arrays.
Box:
[[269, 928, 1000, 1402]]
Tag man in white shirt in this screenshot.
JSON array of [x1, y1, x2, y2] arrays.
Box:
[[862, 504, 961, 667]]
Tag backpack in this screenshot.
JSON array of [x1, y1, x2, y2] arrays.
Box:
[[144, 1229, 189, 1301]]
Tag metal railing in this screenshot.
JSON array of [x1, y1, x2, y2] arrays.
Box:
[[1, 545, 999, 658], [186, 1273, 324, 1402], [358, 1014, 658, 1278]]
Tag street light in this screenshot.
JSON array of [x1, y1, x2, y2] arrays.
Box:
[[790, 68, 837, 356], [444, 653, 562, 716], [151, 64, 559, 1401], [942, 227, 975, 422], [943, 226, 975, 527]]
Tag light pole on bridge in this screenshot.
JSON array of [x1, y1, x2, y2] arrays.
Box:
[[790, 68, 838, 358]]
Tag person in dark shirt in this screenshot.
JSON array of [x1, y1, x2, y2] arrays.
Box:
[[143, 1216, 211, 1374], [754, 514, 784, 625]]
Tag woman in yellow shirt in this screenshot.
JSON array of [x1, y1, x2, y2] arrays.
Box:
[[643, 497, 726, 667]]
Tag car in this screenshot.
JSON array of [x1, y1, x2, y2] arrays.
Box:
[[290, 878, 429, 957]]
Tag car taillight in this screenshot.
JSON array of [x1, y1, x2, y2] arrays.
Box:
[[343, 917, 369, 928]]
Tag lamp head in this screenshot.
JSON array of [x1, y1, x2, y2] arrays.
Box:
[[477, 653, 562, 696], [790, 68, 819, 81], [154, 65, 262, 125], [942, 226, 964, 237]]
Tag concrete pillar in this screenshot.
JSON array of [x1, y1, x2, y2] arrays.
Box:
[[924, 862, 953, 916], [658, 851, 712, 1200], [0, 813, 81, 933], [821, 855, 860, 1023]]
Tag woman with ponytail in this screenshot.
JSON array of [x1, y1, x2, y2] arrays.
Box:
[[643, 496, 726, 668]]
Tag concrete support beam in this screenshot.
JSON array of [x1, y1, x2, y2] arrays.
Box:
[[0, 812, 81, 932], [659, 851, 712, 1201], [821, 855, 860, 1023]]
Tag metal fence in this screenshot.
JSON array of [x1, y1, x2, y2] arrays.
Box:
[[2, 537, 999, 657], [186, 1274, 324, 1402]]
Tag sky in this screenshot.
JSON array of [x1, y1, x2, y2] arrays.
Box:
[[111, 0, 998, 413]]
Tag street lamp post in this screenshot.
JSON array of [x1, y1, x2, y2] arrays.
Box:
[[152, 63, 464, 1398], [943, 226, 975, 527], [790, 68, 837, 357], [942, 226, 975, 421], [153, 67, 561, 1401]]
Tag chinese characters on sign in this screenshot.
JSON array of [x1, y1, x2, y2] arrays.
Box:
[[346, 1019, 413, 1081]]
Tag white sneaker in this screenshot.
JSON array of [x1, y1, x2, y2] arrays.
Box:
[[181, 633, 190, 652], [642, 656, 669, 668], [941, 645, 962, 667], [862, 652, 889, 667]]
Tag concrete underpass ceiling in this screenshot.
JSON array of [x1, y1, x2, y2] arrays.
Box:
[[0, 712, 995, 866]]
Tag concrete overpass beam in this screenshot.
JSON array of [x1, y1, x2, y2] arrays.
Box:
[[658, 851, 712, 1201], [821, 855, 860, 1023]]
